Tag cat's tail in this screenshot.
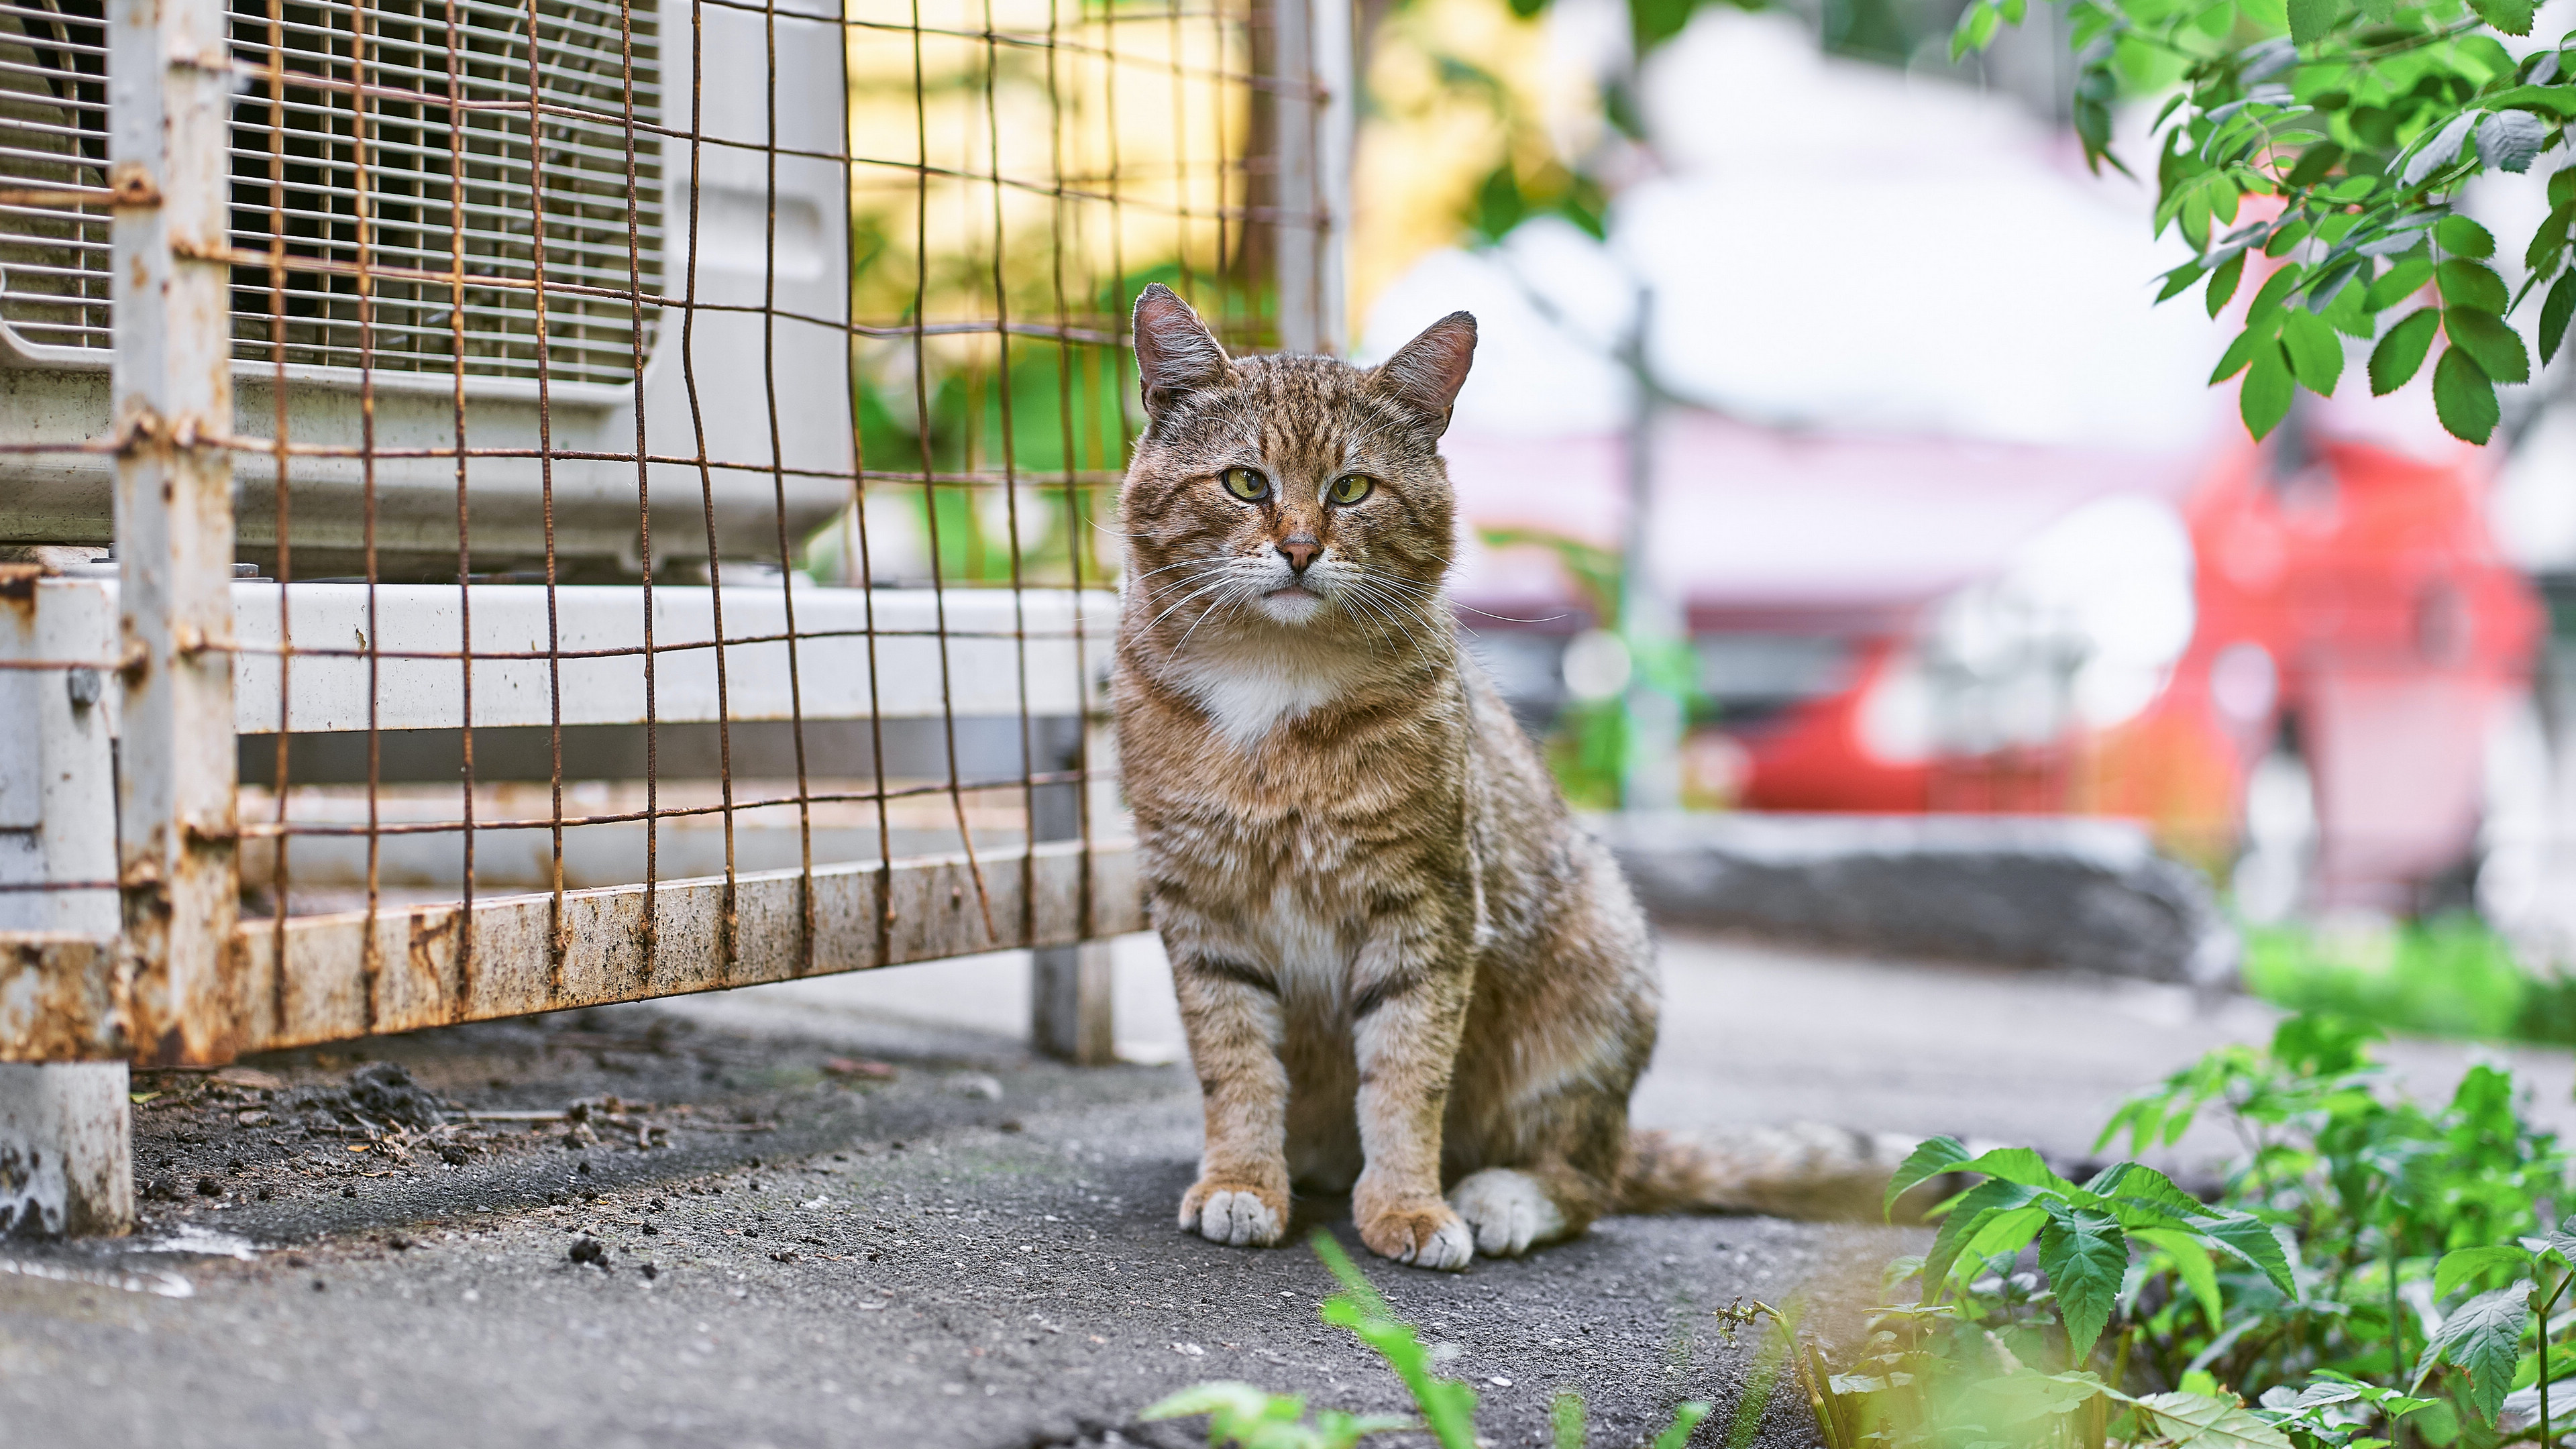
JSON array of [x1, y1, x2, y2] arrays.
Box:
[[1615, 1126, 1963, 1224]]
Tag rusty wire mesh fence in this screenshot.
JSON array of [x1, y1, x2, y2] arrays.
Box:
[[0, 0, 1346, 1066]]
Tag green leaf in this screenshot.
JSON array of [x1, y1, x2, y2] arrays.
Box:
[[2212, 324, 2269, 384], [1313, 1235, 1479, 1449], [2135, 1228, 2227, 1331], [2085, 1162, 2209, 1218], [1885, 1136, 1974, 1218], [2039, 1212, 2129, 1363], [2241, 343, 2296, 441], [2371, 308, 2442, 393], [2538, 1215, 2576, 1267], [2477, 111, 2548, 172], [2444, 307, 2530, 384], [2469, 0, 2536, 34], [2160, 261, 2210, 303], [2403, 113, 2480, 189], [2282, 309, 2347, 394], [2539, 272, 2574, 365], [2365, 255, 2434, 312], [2286, 0, 2339, 43], [2137, 1391, 2298, 1449], [2556, 168, 2576, 209], [2435, 1245, 2531, 1299], [2436, 260, 2509, 313], [2416, 1283, 2534, 1420], [2435, 215, 2497, 260], [1926, 1179, 2046, 1289], [2432, 347, 2502, 445], [2247, 262, 2307, 319], [2284, 143, 2345, 189], [2526, 201, 2575, 274], [1651, 1402, 1714, 1449], [1962, 1146, 2072, 1191], [2203, 1213, 2299, 1298], [2208, 252, 2249, 317], [1141, 1382, 1287, 1424]]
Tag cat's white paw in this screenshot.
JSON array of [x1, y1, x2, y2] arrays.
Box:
[[1181, 1187, 1283, 1247], [1449, 1168, 1568, 1257]]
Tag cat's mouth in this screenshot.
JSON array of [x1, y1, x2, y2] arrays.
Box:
[[1264, 584, 1320, 599]]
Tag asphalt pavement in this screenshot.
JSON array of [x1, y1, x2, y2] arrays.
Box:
[[4, 931, 2568, 1449]]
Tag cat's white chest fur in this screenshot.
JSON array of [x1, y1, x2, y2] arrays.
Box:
[[1171, 650, 1352, 747]]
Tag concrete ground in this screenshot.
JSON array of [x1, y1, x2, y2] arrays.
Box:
[[4, 931, 2569, 1449]]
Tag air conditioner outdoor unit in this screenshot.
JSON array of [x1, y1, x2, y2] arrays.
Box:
[[0, 0, 851, 579]]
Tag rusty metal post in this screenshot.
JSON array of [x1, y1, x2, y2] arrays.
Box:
[[0, 1063, 133, 1236], [1272, 0, 1352, 356], [0, 574, 133, 1234], [110, 0, 243, 1066], [1029, 715, 1113, 1064]]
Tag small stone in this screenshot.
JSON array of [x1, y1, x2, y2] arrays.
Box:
[[568, 1236, 609, 1268], [641, 1263, 658, 1281], [386, 1235, 414, 1251], [256, 1186, 274, 1201], [341, 1185, 357, 1199], [576, 1161, 592, 1176], [642, 1222, 658, 1235], [195, 1176, 221, 1197], [311, 1279, 327, 1293], [226, 1157, 247, 1175]]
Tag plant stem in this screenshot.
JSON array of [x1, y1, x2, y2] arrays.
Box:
[[2543, 1268, 2567, 1449]]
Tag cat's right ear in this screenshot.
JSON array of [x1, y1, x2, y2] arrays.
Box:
[[1132, 284, 1232, 422]]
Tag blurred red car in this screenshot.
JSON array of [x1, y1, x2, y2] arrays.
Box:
[[1446, 404, 2542, 913]]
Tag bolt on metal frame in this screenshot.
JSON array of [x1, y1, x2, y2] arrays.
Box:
[[0, 0, 1350, 1234]]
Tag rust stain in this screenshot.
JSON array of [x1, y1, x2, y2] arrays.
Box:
[[406, 909, 458, 1020], [0, 564, 40, 619], [0, 935, 126, 1062], [105, 161, 160, 209]]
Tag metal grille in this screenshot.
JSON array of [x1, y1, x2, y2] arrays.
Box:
[[0, 0, 111, 352], [0, 0, 659, 384]]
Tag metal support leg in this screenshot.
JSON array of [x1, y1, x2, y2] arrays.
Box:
[[0, 1063, 132, 1238], [110, 0, 244, 1065], [1030, 715, 1115, 1065], [0, 577, 133, 1235]]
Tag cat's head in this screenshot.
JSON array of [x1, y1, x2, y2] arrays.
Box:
[[1117, 284, 1475, 654]]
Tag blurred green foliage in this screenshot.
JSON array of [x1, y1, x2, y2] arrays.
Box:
[[1951, 0, 2576, 444], [2241, 915, 2576, 1048]]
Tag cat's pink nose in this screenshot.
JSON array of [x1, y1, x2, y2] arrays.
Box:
[[1277, 537, 1320, 572]]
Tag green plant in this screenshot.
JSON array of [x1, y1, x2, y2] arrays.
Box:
[[1950, 0, 2576, 444], [1146, 1232, 1717, 1449], [2241, 917, 2576, 1049], [1809, 1013, 2575, 1449]]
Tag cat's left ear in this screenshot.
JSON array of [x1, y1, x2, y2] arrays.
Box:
[[1368, 311, 1477, 437]]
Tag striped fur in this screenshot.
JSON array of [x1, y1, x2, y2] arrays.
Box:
[[1113, 286, 1907, 1269]]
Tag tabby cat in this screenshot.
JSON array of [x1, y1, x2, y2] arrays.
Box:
[[1111, 285, 1910, 1270]]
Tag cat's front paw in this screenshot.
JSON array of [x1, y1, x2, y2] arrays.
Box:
[[1178, 1178, 1288, 1247], [1449, 1168, 1568, 1257], [1356, 1198, 1473, 1271]]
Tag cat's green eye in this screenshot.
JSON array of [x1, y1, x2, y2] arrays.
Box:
[[1329, 474, 1375, 506], [1220, 468, 1269, 502]]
